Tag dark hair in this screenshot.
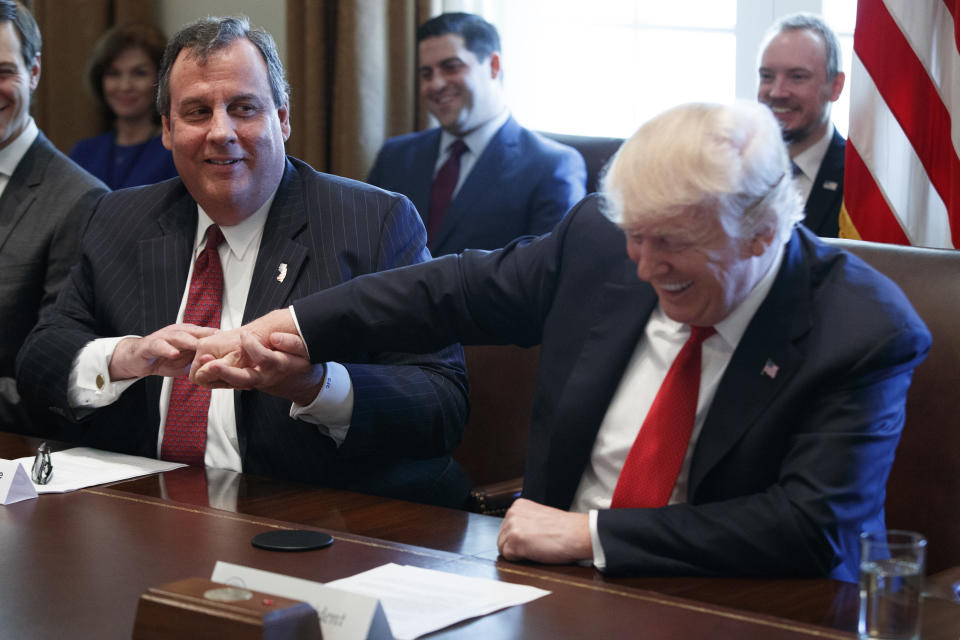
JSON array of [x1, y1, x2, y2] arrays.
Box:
[[769, 12, 843, 81], [416, 12, 500, 62], [0, 0, 41, 69], [86, 23, 167, 120], [156, 15, 288, 117]]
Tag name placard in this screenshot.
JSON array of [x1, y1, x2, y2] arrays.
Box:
[[0, 459, 38, 505], [212, 561, 393, 640]]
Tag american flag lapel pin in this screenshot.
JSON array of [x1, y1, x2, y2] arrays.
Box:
[[823, 180, 839, 191], [277, 262, 288, 283], [761, 358, 780, 379]]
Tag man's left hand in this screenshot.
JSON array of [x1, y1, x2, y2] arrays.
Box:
[[497, 498, 592, 564]]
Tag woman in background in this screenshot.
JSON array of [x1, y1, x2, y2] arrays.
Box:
[[70, 23, 177, 189]]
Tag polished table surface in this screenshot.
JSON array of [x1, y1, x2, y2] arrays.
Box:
[[3, 432, 959, 638]]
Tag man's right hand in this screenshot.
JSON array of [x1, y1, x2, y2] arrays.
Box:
[[108, 323, 219, 381]]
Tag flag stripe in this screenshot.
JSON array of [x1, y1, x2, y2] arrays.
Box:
[[844, 143, 911, 245], [855, 0, 960, 231], [947, 0, 960, 54], [847, 54, 954, 247]]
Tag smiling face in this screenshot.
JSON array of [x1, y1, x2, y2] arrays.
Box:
[[418, 33, 503, 136], [0, 21, 39, 152], [103, 46, 157, 123], [624, 208, 775, 327], [161, 38, 290, 226], [757, 28, 844, 154]]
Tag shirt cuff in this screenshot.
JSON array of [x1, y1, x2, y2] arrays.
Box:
[[67, 336, 141, 409], [590, 509, 607, 571], [288, 361, 354, 446], [288, 304, 311, 361]]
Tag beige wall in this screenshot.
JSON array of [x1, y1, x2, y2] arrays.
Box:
[[155, 0, 287, 63]]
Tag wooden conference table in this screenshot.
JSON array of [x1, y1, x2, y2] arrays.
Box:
[[2, 432, 958, 639]]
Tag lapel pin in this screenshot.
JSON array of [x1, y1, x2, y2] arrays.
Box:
[[822, 180, 839, 191], [761, 358, 780, 379], [277, 262, 287, 283]]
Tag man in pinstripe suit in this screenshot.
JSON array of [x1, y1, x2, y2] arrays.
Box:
[[16, 16, 470, 507]]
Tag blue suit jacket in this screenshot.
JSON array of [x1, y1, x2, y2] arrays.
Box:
[[803, 129, 845, 238], [367, 117, 586, 255], [70, 133, 178, 190], [287, 195, 930, 581], [17, 158, 470, 506]]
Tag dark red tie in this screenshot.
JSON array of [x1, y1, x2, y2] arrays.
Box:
[[610, 325, 716, 509], [427, 139, 468, 244], [161, 225, 225, 465]]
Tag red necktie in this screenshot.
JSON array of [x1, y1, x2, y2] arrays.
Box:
[[427, 139, 469, 244], [161, 224, 225, 465], [610, 325, 716, 509]]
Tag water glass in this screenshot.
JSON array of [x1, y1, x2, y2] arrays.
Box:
[[858, 530, 926, 640]]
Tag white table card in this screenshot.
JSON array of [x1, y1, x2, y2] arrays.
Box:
[[0, 459, 38, 505], [212, 561, 394, 640]]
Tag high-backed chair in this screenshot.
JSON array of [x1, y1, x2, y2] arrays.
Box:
[[826, 238, 960, 574], [539, 131, 623, 193], [453, 345, 536, 513]]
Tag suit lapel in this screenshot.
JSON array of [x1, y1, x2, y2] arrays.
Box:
[[430, 118, 519, 252], [547, 259, 658, 508], [0, 135, 50, 255], [688, 230, 813, 495], [803, 131, 844, 236], [243, 160, 309, 323]]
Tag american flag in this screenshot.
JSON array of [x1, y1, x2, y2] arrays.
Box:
[[761, 359, 780, 380], [838, 0, 960, 249]]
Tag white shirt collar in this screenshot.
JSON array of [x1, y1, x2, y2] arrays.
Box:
[[195, 190, 277, 260], [0, 117, 39, 177], [438, 107, 510, 162], [792, 125, 835, 181]]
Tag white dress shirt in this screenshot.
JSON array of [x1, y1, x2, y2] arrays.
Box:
[[67, 196, 355, 471], [573, 244, 785, 569], [0, 117, 38, 196], [791, 126, 836, 204], [435, 108, 511, 199]]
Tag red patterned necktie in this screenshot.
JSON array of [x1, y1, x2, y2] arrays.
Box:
[[610, 325, 716, 509], [161, 224, 225, 465], [427, 139, 469, 245]]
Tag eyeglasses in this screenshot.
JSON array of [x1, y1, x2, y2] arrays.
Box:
[[31, 442, 52, 485]]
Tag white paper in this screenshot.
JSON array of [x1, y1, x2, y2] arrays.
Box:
[[327, 563, 551, 640], [0, 459, 38, 504], [11, 447, 185, 493], [212, 561, 394, 640]]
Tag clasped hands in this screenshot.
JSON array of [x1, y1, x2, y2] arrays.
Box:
[[108, 309, 320, 405]]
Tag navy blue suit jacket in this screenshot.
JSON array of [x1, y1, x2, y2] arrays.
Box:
[[367, 116, 586, 255], [70, 133, 178, 190], [286, 194, 930, 581], [17, 158, 470, 505], [803, 129, 845, 238]]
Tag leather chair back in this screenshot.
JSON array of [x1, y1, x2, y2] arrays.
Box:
[[828, 238, 960, 573], [539, 132, 624, 193], [453, 345, 537, 487]]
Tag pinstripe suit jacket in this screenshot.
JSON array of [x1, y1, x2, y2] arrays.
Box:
[[0, 132, 107, 433], [16, 157, 469, 500]]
